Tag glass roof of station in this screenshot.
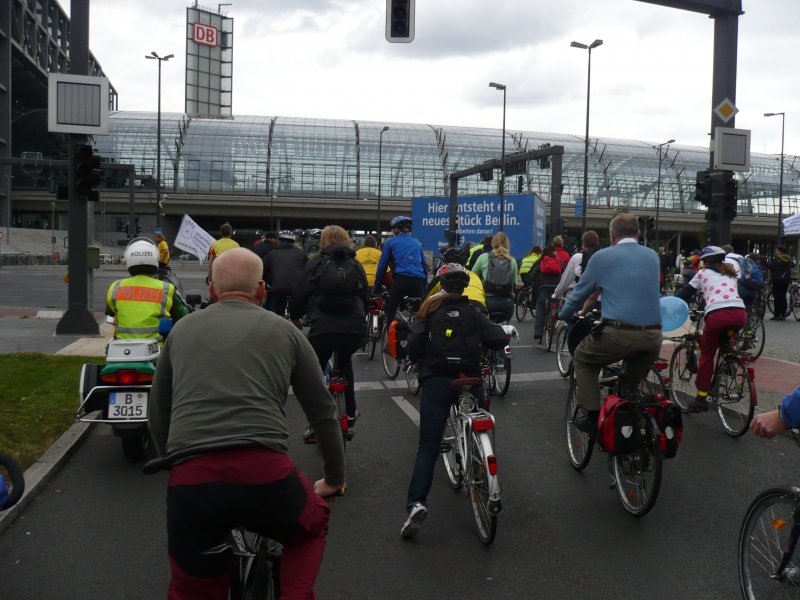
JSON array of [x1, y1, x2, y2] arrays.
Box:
[[93, 112, 800, 218]]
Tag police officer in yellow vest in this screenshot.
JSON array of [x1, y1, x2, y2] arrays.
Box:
[[424, 247, 487, 311], [107, 239, 189, 340]]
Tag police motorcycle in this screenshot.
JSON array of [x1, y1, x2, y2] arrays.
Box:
[[77, 239, 195, 461]]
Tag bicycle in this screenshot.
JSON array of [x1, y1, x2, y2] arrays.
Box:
[[0, 453, 25, 511], [538, 286, 560, 352], [481, 313, 514, 397], [555, 322, 572, 377], [440, 374, 502, 545], [405, 359, 420, 395], [668, 309, 756, 437], [564, 314, 673, 517], [738, 476, 800, 600], [305, 351, 355, 447], [381, 297, 421, 379], [766, 279, 800, 319], [364, 292, 386, 360], [735, 306, 766, 360], [514, 285, 535, 322], [143, 442, 284, 600]]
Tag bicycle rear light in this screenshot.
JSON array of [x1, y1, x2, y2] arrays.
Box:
[[486, 455, 497, 476], [329, 382, 347, 393], [100, 370, 153, 385], [653, 360, 668, 371], [747, 367, 755, 380], [473, 418, 494, 432]]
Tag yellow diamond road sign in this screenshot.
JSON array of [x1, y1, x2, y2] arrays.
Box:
[[714, 98, 738, 124]]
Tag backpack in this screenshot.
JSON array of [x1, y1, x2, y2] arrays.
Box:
[[597, 394, 640, 455], [539, 255, 564, 275], [737, 256, 765, 291], [577, 249, 596, 282], [308, 255, 365, 313], [424, 304, 482, 375], [484, 254, 513, 296]]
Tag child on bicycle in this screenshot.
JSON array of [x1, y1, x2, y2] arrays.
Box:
[[399, 263, 507, 539], [676, 246, 746, 413]]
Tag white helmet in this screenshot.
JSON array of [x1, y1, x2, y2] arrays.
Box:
[[124, 238, 159, 271], [278, 230, 296, 242]]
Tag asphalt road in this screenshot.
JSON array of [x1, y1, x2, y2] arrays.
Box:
[[2, 267, 800, 598]]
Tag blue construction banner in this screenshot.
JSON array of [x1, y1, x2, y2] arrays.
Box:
[[412, 193, 544, 260]]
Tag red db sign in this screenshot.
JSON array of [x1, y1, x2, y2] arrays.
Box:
[[193, 23, 218, 48]]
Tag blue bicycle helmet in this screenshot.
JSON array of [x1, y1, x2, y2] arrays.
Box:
[[390, 216, 413, 231]]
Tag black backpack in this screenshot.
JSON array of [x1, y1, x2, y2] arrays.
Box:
[[309, 255, 365, 313], [577, 249, 596, 282], [484, 254, 513, 296], [424, 303, 482, 375]]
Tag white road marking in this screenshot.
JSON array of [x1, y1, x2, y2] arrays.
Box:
[[392, 395, 420, 426]]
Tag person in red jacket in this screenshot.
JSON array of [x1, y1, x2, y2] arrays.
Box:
[[553, 235, 571, 266]]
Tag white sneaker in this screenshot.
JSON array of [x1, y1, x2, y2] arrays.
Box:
[[400, 502, 427, 538]]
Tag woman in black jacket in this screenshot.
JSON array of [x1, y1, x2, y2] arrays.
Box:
[[399, 263, 507, 539], [289, 225, 368, 424]]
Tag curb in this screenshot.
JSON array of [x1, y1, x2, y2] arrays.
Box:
[[0, 420, 95, 534]]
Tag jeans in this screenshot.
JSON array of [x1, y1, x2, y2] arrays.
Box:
[[485, 296, 513, 323], [405, 376, 486, 510], [309, 333, 363, 417]]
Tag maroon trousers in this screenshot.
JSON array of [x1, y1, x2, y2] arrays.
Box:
[[166, 447, 330, 600], [696, 307, 747, 394]]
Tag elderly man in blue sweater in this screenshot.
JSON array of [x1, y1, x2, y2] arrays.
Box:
[[559, 212, 662, 436]]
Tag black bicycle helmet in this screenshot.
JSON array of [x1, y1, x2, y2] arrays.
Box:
[[390, 215, 413, 231], [440, 246, 469, 266], [437, 263, 470, 293]]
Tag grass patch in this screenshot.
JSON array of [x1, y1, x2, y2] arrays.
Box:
[[0, 353, 102, 470]]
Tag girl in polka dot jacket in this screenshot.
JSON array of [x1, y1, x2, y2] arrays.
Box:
[[676, 245, 746, 412]]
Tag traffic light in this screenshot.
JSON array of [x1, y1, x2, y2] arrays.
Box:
[[647, 217, 655, 231], [385, 0, 415, 43], [537, 143, 551, 169], [722, 172, 738, 220], [479, 167, 493, 181], [517, 175, 524, 194], [135, 217, 141, 234], [559, 218, 568, 234], [504, 160, 527, 176], [75, 145, 102, 201], [694, 170, 712, 206], [637, 216, 646, 233]]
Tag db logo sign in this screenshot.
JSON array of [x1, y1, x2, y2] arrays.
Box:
[[193, 23, 218, 48]]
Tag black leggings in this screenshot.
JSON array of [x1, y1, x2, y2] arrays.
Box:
[[309, 333, 363, 417], [385, 275, 426, 324]]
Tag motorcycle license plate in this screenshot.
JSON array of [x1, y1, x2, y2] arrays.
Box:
[[108, 391, 148, 419]]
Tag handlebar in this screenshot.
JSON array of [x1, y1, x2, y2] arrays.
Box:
[[0, 454, 25, 511]]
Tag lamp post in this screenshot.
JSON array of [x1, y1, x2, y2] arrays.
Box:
[[145, 51, 174, 230], [653, 138, 675, 248], [377, 126, 390, 241], [50, 201, 55, 256], [269, 177, 277, 232], [764, 112, 785, 245], [570, 39, 603, 233], [489, 82, 507, 231]]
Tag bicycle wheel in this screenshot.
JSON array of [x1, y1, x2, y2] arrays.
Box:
[[565, 378, 594, 471], [714, 357, 755, 438], [753, 293, 767, 319], [544, 316, 556, 352], [738, 315, 765, 361], [611, 413, 662, 517], [556, 326, 572, 377], [406, 363, 420, 395], [515, 288, 529, 322], [767, 291, 775, 317], [380, 324, 400, 379], [491, 351, 511, 397], [738, 488, 800, 600], [241, 537, 281, 600], [792, 288, 800, 321], [540, 304, 552, 349], [668, 342, 695, 413], [640, 365, 669, 400], [441, 411, 462, 490], [468, 432, 498, 545]]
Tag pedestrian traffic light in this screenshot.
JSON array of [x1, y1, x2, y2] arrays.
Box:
[[385, 0, 415, 43], [517, 176, 524, 194], [694, 170, 712, 206], [75, 145, 102, 201]]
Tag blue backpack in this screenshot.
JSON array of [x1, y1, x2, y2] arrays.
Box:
[[738, 257, 765, 291]]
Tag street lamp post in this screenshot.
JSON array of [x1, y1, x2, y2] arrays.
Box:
[[145, 51, 174, 230], [571, 39, 603, 233], [377, 126, 390, 242], [489, 82, 507, 231], [764, 112, 785, 245], [50, 201, 55, 256], [654, 139, 675, 248]]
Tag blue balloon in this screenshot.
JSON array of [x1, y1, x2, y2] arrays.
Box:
[[660, 296, 689, 333]]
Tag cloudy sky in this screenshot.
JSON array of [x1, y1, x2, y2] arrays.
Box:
[[84, 0, 798, 156]]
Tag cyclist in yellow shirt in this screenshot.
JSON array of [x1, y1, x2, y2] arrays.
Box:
[[424, 247, 486, 311], [207, 222, 240, 281], [355, 235, 382, 288]]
